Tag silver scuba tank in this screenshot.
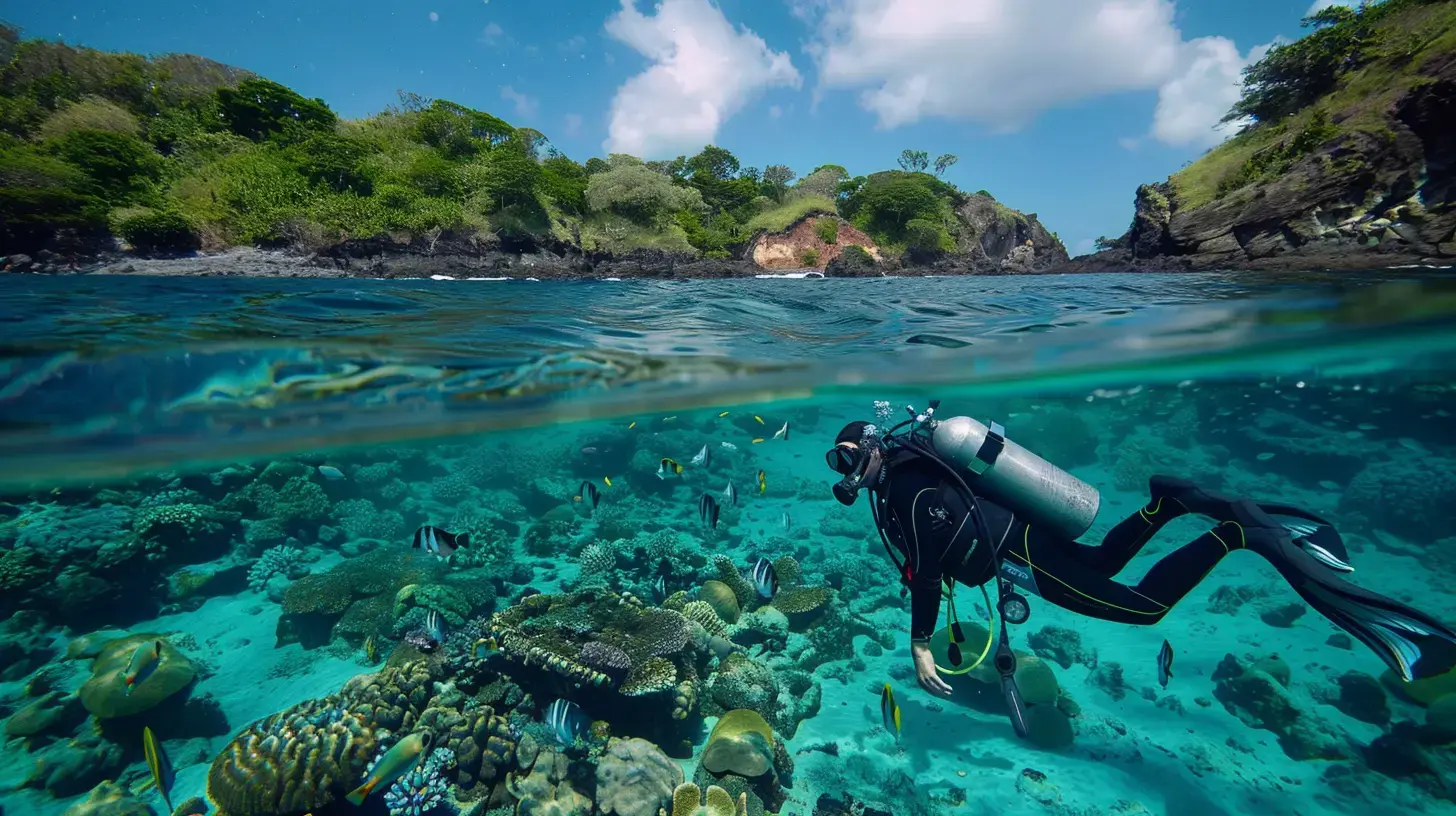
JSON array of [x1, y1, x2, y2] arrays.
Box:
[[931, 415, 1101, 541]]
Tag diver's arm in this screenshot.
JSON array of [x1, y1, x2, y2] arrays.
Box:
[[909, 575, 942, 643]]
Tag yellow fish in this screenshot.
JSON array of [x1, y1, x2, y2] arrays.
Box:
[[143, 726, 173, 812], [604, 476, 613, 487], [364, 635, 378, 663], [473, 637, 499, 659], [757, 470, 766, 494], [881, 683, 902, 740], [751, 438, 765, 444], [718, 411, 730, 417], [754, 415, 764, 424], [628, 421, 637, 430], [657, 458, 683, 479], [346, 732, 435, 805]]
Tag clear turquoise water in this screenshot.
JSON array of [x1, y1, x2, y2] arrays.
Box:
[[2, 272, 1456, 816]]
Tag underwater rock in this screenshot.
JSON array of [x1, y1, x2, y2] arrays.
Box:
[[61, 780, 153, 816], [1212, 653, 1349, 760], [1421, 694, 1456, 744], [1087, 661, 1128, 702], [1258, 601, 1306, 628], [4, 690, 85, 742], [1207, 583, 1269, 615], [0, 614, 59, 681], [29, 731, 126, 797], [1335, 670, 1392, 726], [63, 628, 128, 661], [79, 634, 195, 719], [1343, 455, 1456, 542], [595, 737, 684, 816], [1027, 625, 1094, 670], [507, 747, 592, 816], [1327, 633, 1354, 650]]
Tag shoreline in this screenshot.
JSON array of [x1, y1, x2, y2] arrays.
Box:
[[2, 244, 1451, 280]]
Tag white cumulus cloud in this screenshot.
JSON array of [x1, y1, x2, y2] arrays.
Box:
[[500, 86, 539, 119], [1150, 36, 1274, 148], [805, 0, 1184, 131], [602, 0, 801, 157]]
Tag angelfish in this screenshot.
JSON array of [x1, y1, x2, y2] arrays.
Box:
[[412, 526, 471, 560], [699, 493, 720, 531], [546, 698, 590, 747], [345, 731, 435, 805], [142, 726, 173, 812], [721, 481, 738, 507], [656, 458, 683, 480], [881, 683, 902, 740], [750, 558, 778, 600], [691, 444, 711, 467], [1157, 639, 1174, 689], [574, 480, 601, 510], [773, 421, 790, 441], [124, 640, 163, 697]]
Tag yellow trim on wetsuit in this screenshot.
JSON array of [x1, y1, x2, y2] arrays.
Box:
[[1013, 525, 1170, 617]]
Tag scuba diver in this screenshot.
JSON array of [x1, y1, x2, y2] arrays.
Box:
[[826, 402, 1456, 737]]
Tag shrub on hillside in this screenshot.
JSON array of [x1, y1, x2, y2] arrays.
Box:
[[36, 96, 141, 140], [814, 217, 838, 244], [117, 210, 199, 253]]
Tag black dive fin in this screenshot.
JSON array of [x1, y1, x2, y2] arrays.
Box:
[[1258, 503, 1353, 573], [1239, 511, 1456, 682]]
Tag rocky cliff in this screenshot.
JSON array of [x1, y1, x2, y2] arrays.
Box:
[[1063, 3, 1455, 272]]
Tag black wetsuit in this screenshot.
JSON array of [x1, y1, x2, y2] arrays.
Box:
[[873, 447, 1258, 642]]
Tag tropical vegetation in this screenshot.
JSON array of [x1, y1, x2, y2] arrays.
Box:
[[0, 21, 991, 263]]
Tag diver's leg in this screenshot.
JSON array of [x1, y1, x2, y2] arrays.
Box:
[[1068, 474, 1209, 577], [1007, 520, 1243, 625], [1224, 500, 1456, 682]]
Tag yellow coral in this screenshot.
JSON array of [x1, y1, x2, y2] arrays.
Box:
[[79, 634, 195, 719], [683, 600, 728, 638], [770, 586, 830, 616], [698, 581, 740, 624], [701, 709, 775, 778], [771, 555, 801, 586], [666, 782, 747, 816]]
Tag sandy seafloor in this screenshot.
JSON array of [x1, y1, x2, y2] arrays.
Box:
[[2, 402, 1454, 816]]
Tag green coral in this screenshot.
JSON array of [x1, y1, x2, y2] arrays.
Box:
[[0, 548, 46, 593]]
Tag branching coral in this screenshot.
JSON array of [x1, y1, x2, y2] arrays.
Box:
[[383, 746, 455, 816], [248, 545, 302, 592]]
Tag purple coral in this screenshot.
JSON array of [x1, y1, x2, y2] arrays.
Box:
[[579, 641, 632, 679]]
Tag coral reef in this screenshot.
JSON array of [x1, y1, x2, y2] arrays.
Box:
[[595, 737, 684, 816], [79, 634, 196, 719]]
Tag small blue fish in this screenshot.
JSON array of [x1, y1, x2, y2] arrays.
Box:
[[546, 698, 589, 747], [317, 465, 346, 481]]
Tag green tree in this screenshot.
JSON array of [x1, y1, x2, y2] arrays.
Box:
[[897, 149, 929, 173], [287, 133, 371, 193], [686, 145, 740, 182], [762, 164, 796, 201], [933, 153, 958, 177], [587, 160, 704, 223], [539, 155, 589, 215], [45, 128, 162, 203], [0, 143, 107, 250], [903, 218, 948, 261], [796, 164, 849, 199], [414, 99, 513, 158], [584, 157, 610, 175], [217, 78, 336, 142], [478, 136, 542, 209]]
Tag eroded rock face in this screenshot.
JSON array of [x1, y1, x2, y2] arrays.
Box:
[[749, 217, 880, 272], [1063, 52, 1456, 271], [953, 194, 1070, 272]]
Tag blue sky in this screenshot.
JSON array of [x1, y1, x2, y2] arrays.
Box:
[[7, 0, 1344, 254]]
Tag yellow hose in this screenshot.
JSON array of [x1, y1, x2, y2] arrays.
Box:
[[934, 582, 996, 675]]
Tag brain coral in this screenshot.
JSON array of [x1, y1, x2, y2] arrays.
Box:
[[79, 634, 195, 719], [206, 696, 380, 816], [699, 581, 740, 624], [701, 710, 775, 779], [670, 782, 748, 816], [595, 737, 684, 816]]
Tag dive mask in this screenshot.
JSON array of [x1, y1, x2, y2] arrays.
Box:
[[828, 439, 881, 506]]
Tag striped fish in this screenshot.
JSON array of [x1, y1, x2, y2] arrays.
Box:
[[881, 683, 902, 740], [575, 480, 601, 510], [721, 481, 738, 507], [750, 558, 778, 600], [699, 493, 720, 531], [143, 726, 173, 812], [412, 526, 470, 560], [657, 458, 683, 479], [547, 698, 589, 747], [1157, 639, 1174, 689]]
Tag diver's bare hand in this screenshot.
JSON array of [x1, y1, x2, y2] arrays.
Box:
[[912, 642, 953, 697]]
